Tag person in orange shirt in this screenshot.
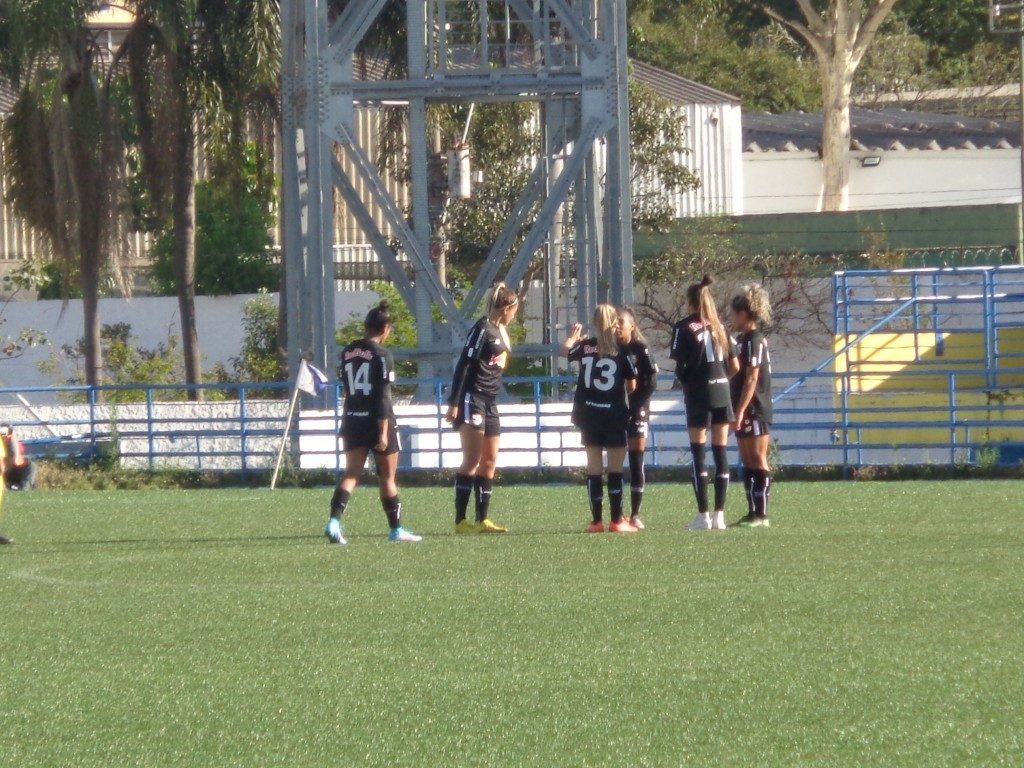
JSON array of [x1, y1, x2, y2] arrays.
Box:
[[1, 424, 36, 491]]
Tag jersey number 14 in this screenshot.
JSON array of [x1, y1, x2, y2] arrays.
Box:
[[344, 361, 372, 395]]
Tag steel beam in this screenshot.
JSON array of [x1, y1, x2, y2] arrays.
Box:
[[330, 157, 417, 310]]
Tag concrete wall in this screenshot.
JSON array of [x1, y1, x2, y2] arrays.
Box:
[[743, 149, 1019, 215], [0, 291, 379, 391]]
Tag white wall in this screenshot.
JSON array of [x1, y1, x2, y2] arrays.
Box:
[[0, 291, 379, 391], [743, 149, 1020, 215]]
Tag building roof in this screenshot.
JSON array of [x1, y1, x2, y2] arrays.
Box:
[[630, 60, 740, 106], [743, 107, 1021, 153]]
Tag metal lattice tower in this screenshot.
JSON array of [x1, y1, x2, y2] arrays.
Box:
[[281, 0, 634, 391]]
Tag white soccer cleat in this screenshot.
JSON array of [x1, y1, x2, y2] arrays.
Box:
[[324, 518, 347, 545], [388, 527, 423, 543], [687, 513, 712, 530], [712, 511, 727, 530]]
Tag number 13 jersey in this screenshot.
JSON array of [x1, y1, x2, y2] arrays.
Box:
[[567, 337, 637, 430]]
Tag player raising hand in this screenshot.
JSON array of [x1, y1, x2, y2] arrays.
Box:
[[563, 305, 639, 533]]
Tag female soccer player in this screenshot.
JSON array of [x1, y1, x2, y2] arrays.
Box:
[[325, 301, 422, 545], [563, 305, 639, 533], [730, 284, 774, 528], [616, 307, 658, 529], [445, 282, 520, 534], [669, 275, 738, 531]]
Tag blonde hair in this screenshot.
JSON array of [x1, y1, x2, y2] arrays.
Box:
[[618, 306, 647, 346], [731, 284, 773, 327], [487, 282, 518, 322], [594, 304, 619, 358], [686, 275, 728, 359]]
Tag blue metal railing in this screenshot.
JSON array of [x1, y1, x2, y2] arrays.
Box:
[[2, 367, 1023, 473]]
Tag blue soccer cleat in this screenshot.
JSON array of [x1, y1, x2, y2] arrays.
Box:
[[324, 518, 347, 545], [388, 527, 423, 543]]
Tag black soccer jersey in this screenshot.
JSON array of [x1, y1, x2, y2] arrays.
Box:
[[448, 317, 510, 405], [669, 313, 734, 409], [338, 339, 395, 421], [567, 337, 638, 428], [624, 339, 658, 416], [731, 330, 773, 424]]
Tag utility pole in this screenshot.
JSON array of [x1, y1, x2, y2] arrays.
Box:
[[990, 1, 1024, 264]]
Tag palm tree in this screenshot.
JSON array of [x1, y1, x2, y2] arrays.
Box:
[[0, 0, 131, 389], [123, 0, 280, 400]]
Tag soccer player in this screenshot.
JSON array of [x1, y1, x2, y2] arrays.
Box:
[[563, 305, 639, 533], [616, 307, 658, 529], [445, 282, 520, 534], [325, 301, 422, 545], [730, 285, 774, 528], [669, 275, 738, 531]]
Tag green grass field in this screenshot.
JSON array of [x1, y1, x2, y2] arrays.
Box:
[[1, 481, 1022, 767]]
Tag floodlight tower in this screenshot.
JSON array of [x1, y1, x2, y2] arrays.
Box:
[[280, 0, 635, 393], [990, 1, 1024, 264]]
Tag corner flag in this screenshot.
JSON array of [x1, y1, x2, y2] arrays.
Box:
[[295, 360, 329, 396]]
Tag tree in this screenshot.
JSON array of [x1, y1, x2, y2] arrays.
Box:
[[629, 1, 820, 113], [762, 0, 901, 211], [149, 143, 278, 296], [0, 0, 132, 389], [123, 0, 280, 400]]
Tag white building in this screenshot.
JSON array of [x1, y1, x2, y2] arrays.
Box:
[[630, 61, 743, 217], [742, 108, 1021, 215]]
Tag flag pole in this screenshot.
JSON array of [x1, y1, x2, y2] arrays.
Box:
[[270, 383, 301, 490]]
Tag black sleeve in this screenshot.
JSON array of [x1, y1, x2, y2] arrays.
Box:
[[631, 346, 658, 408], [566, 340, 585, 364], [448, 323, 482, 406], [373, 350, 394, 419], [669, 324, 683, 363]]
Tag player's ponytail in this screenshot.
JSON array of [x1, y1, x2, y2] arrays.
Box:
[[731, 284, 773, 328], [594, 304, 619, 358], [486, 282, 518, 323], [686, 275, 728, 358], [364, 300, 392, 336]]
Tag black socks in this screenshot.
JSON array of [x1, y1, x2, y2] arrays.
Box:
[[473, 476, 493, 523], [608, 473, 624, 523], [743, 471, 755, 517], [751, 469, 772, 518], [382, 495, 402, 529], [587, 474, 604, 523], [330, 487, 350, 520], [628, 449, 645, 517], [454, 473, 473, 523], [690, 443, 709, 514], [712, 444, 729, 513]]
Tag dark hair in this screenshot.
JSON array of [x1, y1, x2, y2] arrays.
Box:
[[617, 306, 647, 346], [364, 301, 392, 336]]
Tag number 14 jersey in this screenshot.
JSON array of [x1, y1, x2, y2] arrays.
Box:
[[338, 339, 396, 422], [567, 337, 638, 429]]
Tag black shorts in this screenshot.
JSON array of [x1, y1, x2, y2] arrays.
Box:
[[627, 410, 649, 440], [581, 424, 628, 449], [453, 392, 500, 437], [684, 397, 734, 429], [341, 417, 400, 455], [735, 417, 771, 439]]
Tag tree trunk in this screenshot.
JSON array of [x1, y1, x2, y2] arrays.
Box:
[[173, 90, 203, 401], [820, 51, 855, 212]]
